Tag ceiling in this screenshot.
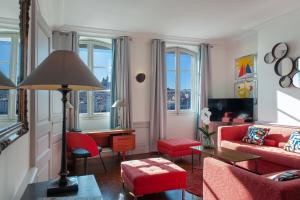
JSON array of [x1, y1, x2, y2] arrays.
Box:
[[42, 0, 300, 40]]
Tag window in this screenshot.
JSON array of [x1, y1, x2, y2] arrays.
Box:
[[78, 38, 112, 116], [166, 47, 196, 113], [0, 33, 19, 117]]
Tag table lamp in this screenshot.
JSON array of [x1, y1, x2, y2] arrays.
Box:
[[0, 70, 16, 89], [112, 99, 126, 128], [19, 50, 102, 195]]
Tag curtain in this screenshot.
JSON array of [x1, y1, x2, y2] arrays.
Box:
[[195, 43, 210, 140], [149, 39, 167, 152], [110, 36, 132, 129], [52, 31, 79, 131]]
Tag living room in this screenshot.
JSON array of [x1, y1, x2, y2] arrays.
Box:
[[1, 0, 300, 200]]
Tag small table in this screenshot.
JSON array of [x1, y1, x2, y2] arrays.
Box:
[[21, 175, 102, 199], [191, 146, 261, 174]]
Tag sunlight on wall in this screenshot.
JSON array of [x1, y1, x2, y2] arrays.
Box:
[[276, 91, 300, 126]]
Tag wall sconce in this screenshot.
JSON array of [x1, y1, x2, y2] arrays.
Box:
[[136, 73, 146, 83]]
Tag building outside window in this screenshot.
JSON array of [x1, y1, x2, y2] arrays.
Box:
[[78, 37, 112, 117], [166, 47, 196, 113], [0, 33, 19, 119]]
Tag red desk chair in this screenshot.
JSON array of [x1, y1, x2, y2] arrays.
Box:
[[67, 132, 107, 174]]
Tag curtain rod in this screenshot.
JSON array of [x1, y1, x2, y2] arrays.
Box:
[[165, 41, 214, 48]]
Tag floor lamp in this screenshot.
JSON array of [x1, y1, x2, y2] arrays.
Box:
[[18, 50, 102, 195]]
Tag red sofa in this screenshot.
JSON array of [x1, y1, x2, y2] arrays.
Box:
[[203, 157, 300, 200], [218, 124, 300, 174]]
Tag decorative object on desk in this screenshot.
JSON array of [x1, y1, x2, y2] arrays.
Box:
[[272, 42, 288, 59], [235, 54, 256, 80], [136, 73, 146, 83], [198, 108, 216, 148], [112, 99, 126, 128], [18, 50, 102, 195], [264, 52, 275, 64]]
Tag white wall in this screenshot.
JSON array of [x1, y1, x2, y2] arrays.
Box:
[[0, 134, 30, 200], [257, 9, 300, 126], [226, 8, 300, 126]]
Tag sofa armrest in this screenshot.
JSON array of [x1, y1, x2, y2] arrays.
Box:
[[203, 157, 282, 200], [217, 124, 251, 146]]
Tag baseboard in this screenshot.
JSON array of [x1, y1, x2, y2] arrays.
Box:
[[13, 167, 38, 200]]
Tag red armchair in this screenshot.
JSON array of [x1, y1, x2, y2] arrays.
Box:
[[67, 132, 107, 173]]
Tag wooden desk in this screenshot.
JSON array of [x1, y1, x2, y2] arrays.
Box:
[[88, 129, 135, 160], [21, 175, 102, 199]]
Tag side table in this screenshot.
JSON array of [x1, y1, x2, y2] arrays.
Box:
[[21, 175, 102, 199]]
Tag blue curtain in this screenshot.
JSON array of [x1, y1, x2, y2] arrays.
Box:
[[195, 43, 210, 140], [110, 36, 132, 129]]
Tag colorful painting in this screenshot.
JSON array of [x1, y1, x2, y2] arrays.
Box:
[[234, 78, 257, 99], [235, 54, 256, 79]]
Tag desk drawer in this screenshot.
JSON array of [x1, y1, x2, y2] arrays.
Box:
[[112, 134, 135, 152]]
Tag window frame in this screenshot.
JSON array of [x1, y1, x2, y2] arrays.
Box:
[[166, 47, 197, 115], [0, 32, 19, 120], [78, 39, 112, 118]]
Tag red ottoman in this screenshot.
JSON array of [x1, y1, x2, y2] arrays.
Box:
[[157, 138, 201, 158], [121, 157, 187, 199]]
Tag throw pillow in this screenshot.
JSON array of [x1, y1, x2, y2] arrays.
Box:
[[242, 126, 270, 145], [284, 131, 300, 154]]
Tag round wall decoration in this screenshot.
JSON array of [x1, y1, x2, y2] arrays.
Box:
[[272, 42, 288, 59], [274, 57, 294, 76]]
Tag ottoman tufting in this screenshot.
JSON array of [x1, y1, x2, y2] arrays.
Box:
[[121, 157, 187, 199], [157, 138, 201, 158]]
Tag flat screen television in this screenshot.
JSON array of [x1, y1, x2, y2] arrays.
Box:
[[208, 98, 254, 122]]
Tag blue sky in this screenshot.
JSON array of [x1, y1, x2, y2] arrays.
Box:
[[166, 52, 192, 90], [80, 47, 192, 90], [0, 41, 11, 77]]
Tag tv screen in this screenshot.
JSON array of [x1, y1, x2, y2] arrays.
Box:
[[208, 98, 254, 122]]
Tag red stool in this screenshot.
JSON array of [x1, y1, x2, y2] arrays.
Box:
[[121, 157, 186, 199]]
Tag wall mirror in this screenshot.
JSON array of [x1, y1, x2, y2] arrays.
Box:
[[0, 0, 30, 153], [295, 56, 300, 71], [292, 72, 300, 88], [272, 42, 288, 59], [274, 57, 294, 76], [264, 52, 275, 64], [279, 76, 292, 88]]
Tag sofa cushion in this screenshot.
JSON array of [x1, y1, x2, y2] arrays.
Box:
[[221, 140, 300, 169], [264, 139, 277, 147], [254, 125, 300, 145], [285, 131, 300, 154], [242, 126, 270, 145]]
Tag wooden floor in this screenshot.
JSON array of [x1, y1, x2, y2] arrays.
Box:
[[71, 153, 202, 200]]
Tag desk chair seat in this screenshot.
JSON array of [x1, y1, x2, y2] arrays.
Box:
[[67, 132, 107, 174]]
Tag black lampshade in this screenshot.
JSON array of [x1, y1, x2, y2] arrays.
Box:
[[0, 71, 15, 89]]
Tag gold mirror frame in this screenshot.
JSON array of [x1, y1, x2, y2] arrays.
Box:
[[0, 0, 30, 153]]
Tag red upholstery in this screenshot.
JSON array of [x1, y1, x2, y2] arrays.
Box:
[[121, 157, 187, 196], [203, 157, 300, 200], [218, 124, 300, 174], [66, 132, 99, 157], [157, 138, 201, 158]]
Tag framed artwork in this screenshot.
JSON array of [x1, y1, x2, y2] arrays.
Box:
[[234, 78, 257, 99], [235, 54, 257, 80]]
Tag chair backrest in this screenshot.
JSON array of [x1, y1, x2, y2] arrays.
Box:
[[66, 132, 99, 157]]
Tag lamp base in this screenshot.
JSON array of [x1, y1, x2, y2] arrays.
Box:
[[47, 176, 78, 196]]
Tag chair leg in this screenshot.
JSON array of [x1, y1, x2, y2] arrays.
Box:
[[99, 154, 107, 173], [84, 157, 88, 175], [182, 189, 185, 200]]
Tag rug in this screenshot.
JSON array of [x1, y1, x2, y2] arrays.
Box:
[[186, 167, 203, 197]]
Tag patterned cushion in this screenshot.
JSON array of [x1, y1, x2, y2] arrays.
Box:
[[242, 126, 270, 145], [285, 131, 300, 154]]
